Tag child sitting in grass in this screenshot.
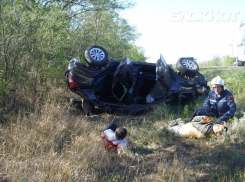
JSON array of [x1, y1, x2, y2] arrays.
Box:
[[101, 122, 128, 155]]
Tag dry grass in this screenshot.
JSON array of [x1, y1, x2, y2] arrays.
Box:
[[0, 88, 245, 182]]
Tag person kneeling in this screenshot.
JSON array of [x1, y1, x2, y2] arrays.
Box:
[[168, 116, 227, 138]]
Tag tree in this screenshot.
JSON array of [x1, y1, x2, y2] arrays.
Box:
[[0, 0, 146, 106], [70, 10, 146, 62], [0, 0, 70, 94], [223, 55, 236, 66], [206, 55, 222, 66], [39, 0, 134, 15]]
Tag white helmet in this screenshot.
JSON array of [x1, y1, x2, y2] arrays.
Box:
[[211, 76, 225, 87]]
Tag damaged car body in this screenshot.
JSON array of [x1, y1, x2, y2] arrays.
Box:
[[65, 45, 209, 115]]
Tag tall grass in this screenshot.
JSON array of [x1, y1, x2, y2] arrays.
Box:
[[0, 68, 245, 181]]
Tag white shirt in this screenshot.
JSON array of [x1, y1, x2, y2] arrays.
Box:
[[101, 129, 128, 155]]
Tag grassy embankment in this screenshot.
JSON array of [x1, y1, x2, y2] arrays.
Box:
[[0, 67, 245, 181]]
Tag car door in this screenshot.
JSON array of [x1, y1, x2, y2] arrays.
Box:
[[148, 55, 171, 100]]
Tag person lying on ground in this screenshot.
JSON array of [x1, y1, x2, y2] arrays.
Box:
[[101, 122, 128, 155], [168, 116, 228, 138]]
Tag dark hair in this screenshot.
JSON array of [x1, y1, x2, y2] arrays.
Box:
[[115, 127, 127, 140]]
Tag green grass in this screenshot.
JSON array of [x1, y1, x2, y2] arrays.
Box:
[[0, 67, 245, 181]]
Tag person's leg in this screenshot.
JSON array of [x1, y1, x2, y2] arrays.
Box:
[[168, 123, 185, 136], [188, 108, 208, 122], [103, 122, 118, 132]]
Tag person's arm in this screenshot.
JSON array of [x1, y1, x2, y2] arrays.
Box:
[[117, 139, 128, 155], [216, 94, 236, 124], [203, 94, 211, 113], [203, 93, 215, 115]]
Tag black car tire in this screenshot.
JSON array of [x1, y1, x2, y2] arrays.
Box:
[[85, 45, 108, 67], [176, 58, 199, 77]]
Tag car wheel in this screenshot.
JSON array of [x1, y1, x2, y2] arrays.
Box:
[[85, 45, 108, 67], [176, 58, 199, 77]]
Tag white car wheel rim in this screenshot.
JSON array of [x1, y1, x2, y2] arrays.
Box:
[[90, 48, 105, 61], [182, 59, 197, 70]]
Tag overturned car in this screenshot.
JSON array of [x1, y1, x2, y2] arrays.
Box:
[[65, 45, 209, 115]]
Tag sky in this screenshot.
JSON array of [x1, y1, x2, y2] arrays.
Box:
[[120, 0, 245, 64]]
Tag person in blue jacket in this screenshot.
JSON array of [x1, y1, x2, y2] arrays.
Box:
[[189, 76, 236, 124]]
